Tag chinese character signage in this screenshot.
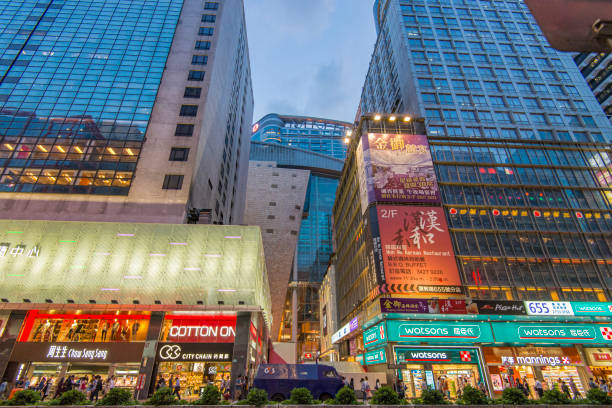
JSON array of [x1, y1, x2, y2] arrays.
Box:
[[364, 347, 387, 365], [379, 298, 466, 314], [370, 206, 461, 292], [491, 322, 612, 344], [395, 347, 478, 364], [524, 301, 573, 316], [386, 321, 494, 343], [156, 343, 233, 361], [362, 133, 440, 204], [10, 342, 144, 363], [363, 322, 387, 349]]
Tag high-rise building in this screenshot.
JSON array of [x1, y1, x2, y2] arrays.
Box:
[[0, 0, 265, 398], [329, 0, 612, 398], [0, 0, 253, 225], [573, 53, 612, 122], [247, 115, 351, 361]]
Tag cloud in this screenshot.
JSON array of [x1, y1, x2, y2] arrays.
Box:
[[304, 60, 348, 117], [265, 98, 301, 117]]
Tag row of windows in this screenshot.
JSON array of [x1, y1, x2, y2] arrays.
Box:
[[417, 76, 579, 97], [421, 91, 585, 111], [427, 124, 606, 143], [425, 107, 598, 128], [414, 61, 570, 83]]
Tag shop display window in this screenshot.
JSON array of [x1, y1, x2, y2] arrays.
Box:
[[19, 311, 150, 343], [157, 361, 232, 400]]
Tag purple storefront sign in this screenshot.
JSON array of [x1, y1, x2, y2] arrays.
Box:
[[349, 317, 359, 331], [380, 298, 428, 313]]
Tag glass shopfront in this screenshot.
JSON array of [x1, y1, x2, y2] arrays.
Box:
[[483, 346, 588, 399], [394, 347, 484, 400], [584, 347, 612, 383]]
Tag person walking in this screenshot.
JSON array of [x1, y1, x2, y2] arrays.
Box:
[[172, 376, 181, 400], [53, 378, 65, 399], [41, 378, 51, 401], [534, 379, 544, 398], [349, 378, 354, 390], [561, 381, 571, 399], [89, 376, 102, 402], [569, 377, 580, 399], [375, 378, 380, 391], [0, 380, 8, 400], [600, 379, 609, 393]]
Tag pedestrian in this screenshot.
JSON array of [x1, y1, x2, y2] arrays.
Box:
[[589, 378, 599, 389], [235, 376, 243, 400], [172, 376, 181, 400], [600, 379, 609, 393], [534, 379, 544, 398], [561, 381, 571, 399], [41, 378, 51, 401], [363, 377, 370, 402], [569, 377, 580, 399], [517, 379, 527, 396], [53, 377, 65, 399], [478, 381, 487, 395], [156, 376, 165, 390], [349, 378, 354, 390], [360, 379, 365, 403], [90, 376, 102, 402], [375, 378, 380, 390], [0, 380, 8, 400]]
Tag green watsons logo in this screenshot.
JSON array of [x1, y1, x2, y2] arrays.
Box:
[[518, 326, 596, 340], [398, 324, 481, 339]]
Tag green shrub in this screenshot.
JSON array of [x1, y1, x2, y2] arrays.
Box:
[[280, 400, 292, 405], [57, 390, 87, 405], [246, 388, 268, 407], [418, 389, 447, 405], [334, 386, 357, 405], [95, 387, 133, 406], [290, 387, 314, 405], [500, 387, 528, 405], [586, 388, 612, 405], [312, 399, 322, 405], [6, 390, 41, 406], [195, 384, 221, 405], [457, 385, 488, 405], [540, 389, 570, 405], [147, 387, 177, 406], [235, 400, 250, 405], [371, 386, 400, 405]]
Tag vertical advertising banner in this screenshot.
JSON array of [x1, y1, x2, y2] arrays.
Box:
[[370, 205, 462, 293], [362, 133, 440, 204]]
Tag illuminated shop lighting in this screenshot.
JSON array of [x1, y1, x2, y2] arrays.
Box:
[[4, 144, 14, 150], [403, 116, 411, 122], [169, 242, 187, 245], [101, 288, 120, 291], [96, 252, 111, 256], [346, 130, 352, 136], [6, 231, 23, 234], [204, 254, 222, 258], [56, 146, 66, 153], [59, 240, 76, 243], [107, 147, 117, 155], [344, 137, 350, 144], [149, 253, 166, 257], [224, 236, 241, 239], [37, 145, 48, 152], [389, 115, 396, 121], [117, 233, 134, 237], [373, 114, 382, 121], [74, 146, 83, 153], [217, 289, 236, 292], [126, 148, 134, 156], [184, 267, 201, 271]]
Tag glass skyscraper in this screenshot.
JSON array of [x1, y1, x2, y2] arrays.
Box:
[[0, 0, 254, 225], [573, 52, 612, 122], [351, 0, 612, 305]]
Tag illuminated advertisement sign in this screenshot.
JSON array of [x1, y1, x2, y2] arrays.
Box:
[[466, 300, 526, 315], [157, 343, 233, 361], [370, 205, 462, 293], [10, 342, 144, 363], [331, 317, 359, 344], [500, 355, 575, 366], [363, 322, 386, 349], [491, 322, 612, 344], [362, 133, 440, 204], [387, 321, 494, 343], [364, 348, 387, 365], [571, 302, 612, 316], [380, 298, 466, 314], [395, 347, 477, 364], [524, 301, 573, 316], [162, 315, 236, 343]]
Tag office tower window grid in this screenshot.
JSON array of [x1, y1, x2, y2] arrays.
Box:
[[0, 0, 182, 195], [358, 0, 612, 302]]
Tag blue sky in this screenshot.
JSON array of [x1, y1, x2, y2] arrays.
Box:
[[244, 0, 377, 123]]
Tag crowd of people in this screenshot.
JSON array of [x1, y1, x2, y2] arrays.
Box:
[[508, 375, 612, 400], [0, 374, 118, 402]]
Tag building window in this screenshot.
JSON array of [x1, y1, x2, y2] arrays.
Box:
[[192, 55, 208, 65], [169, 148, 189, 162], [271, 184, 278, 188], [202, 14, 216, 22], [175, 124, 194, 137], [195, 41, 211, 50], [267, 215, 275, 220], [184, 87, 201, 98], [269, 202, 276, 206], [180, 105, 198, 117], [188, 70, 205, 81], [162, 175, 184, 190], [265, 229, 274, 233], [204, 2, 219, 10], [198, 27, 214, 36]]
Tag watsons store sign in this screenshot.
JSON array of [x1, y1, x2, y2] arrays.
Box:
[[386, 321, 494, 343], [395, 347, 478, 364], [363, 322, 386, 349], [492, 323, 612, 344]]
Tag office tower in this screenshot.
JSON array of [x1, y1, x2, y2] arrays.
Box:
[[246, 114, 350, 360], [573, 53, 612, 122], [328, 0, 612, 397], [0, 0, 253, 224], [0, 0, 266, 398]]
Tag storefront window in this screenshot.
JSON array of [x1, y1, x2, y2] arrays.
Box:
[[157, 361, 232, 399], [19, 311, 150, 343]]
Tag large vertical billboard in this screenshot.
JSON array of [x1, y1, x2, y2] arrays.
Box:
[[362, 133, 440, 205], [370, 205, 462, 294]]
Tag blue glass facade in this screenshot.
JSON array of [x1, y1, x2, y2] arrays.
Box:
[[252, 113, 349, 161], [0, 0, 182, 194]]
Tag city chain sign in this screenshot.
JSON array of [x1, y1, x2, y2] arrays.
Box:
[[156, 342, 234, 361]]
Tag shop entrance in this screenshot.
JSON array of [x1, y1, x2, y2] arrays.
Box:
[[156, 361, 232, 400], [395, 347, 484, 401]]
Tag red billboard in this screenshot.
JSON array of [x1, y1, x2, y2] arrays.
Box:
[[370, 205, 461, 293]]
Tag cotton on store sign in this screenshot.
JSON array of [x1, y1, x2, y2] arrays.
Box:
[[169, 325, 235, 339], [164, 315, 237, 343]]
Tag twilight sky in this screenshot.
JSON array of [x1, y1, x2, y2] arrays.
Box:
[[244, 0, 377, 123]]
